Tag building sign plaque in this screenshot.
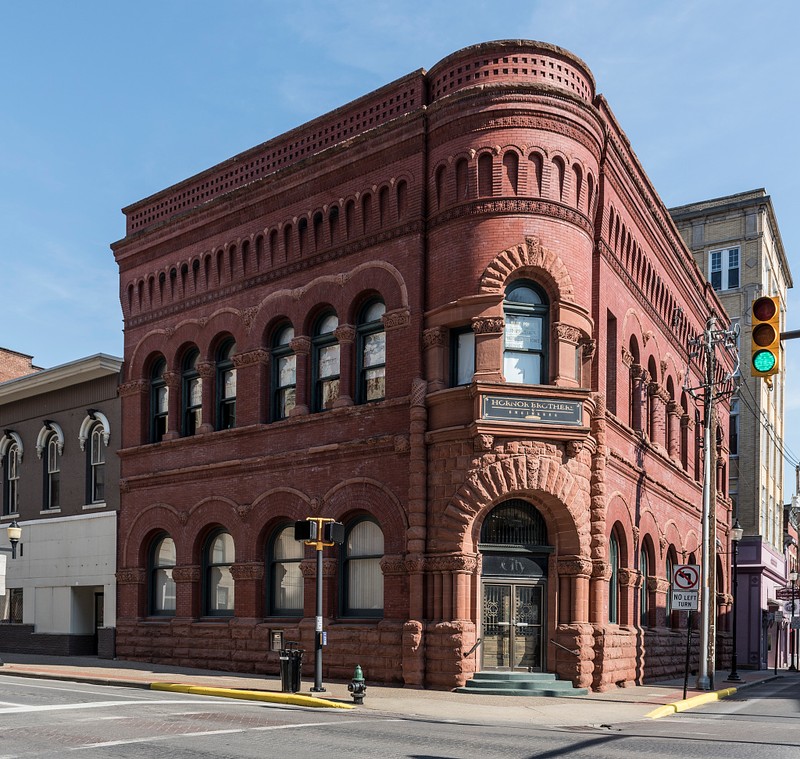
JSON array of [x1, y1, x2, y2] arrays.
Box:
[[481, 395, 583, 426]]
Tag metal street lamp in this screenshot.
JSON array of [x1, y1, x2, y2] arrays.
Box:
[[790, 570, 798, 672], [6, 520, 21, 560], [726, 520, 744, 682]]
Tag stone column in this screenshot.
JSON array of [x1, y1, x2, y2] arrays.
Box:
[[558, 557, 592, 624], [648, 382, 667, 449], [230, 562, 265, 618], [116, 567, 147, 619], [333, 324, 355, 407], [118, 380, 149, 448], [289, 336, 311, 416], [667, 401, 681, 462], [553, 323, 582, 388], [162, 370, 181, 441], [233, 349, 269, 425], [471, 316, 504, 382], [590, 561, 612, 625], [618, 567, 638, 627], [197, 360, 215, 434], [422, 327, 447, 392], [171, 565, 201, 619]]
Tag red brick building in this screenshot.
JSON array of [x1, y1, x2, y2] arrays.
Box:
[[112, 40, 733, 691]]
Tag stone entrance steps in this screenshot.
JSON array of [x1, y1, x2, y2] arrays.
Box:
[[455, 671, 589, 697]]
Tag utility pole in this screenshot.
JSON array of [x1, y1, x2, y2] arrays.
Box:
[[686, 314, 738, 690]]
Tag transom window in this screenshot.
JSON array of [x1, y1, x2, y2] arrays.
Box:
[[503, 281, 548, 385], [312, 312, 340, 412], [150, 535, 176, 615], [216, 340, 236, 430], [272, 324, 296, 421], [480, 499, 548, 547], [709, 246, 740, 291], [357, 300, 386, 403]]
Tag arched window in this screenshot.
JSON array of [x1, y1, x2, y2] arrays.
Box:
[[268, 525, 304, 616], [271, 324, 296, 421], [503, 281, 548, 385], [204, 530, 235, 616], [216, 339, 236, 430], [312, 312, 340, 412], [150, 534, 176, 615], [182, 349, 202, 436], [503, 152, 519, 195], [44, 433, 60, 510], [356, 300, 386, 403], [666, 552, 675, 624], [3, 440, 20, 516], [150, 358, 168, 443], [342, 519, 384, 617], [640, 546, 649, 626], [480, 499, 548, 546], [88, 422, 106, 504], [478, 153, 493, 197], [609, 532, 620, 624]]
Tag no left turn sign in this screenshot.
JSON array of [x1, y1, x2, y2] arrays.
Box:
[[673, 564, 700, 591]]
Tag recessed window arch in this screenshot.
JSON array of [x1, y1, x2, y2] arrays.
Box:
[[480, 499, 548, 547], [216, 339, 236, 430], [149, 534, 176, 616], [503, 280, 549, 385], [182, 348, 202, 436], [150, 357, 169, 443], [2, 434, 22, 516], [43, 432, 60, 510], [356, 299, 386, 404], [204, 529, 235, 616], [342, 519, 384, 617], [609, 530, 620, 624], [312, 311, 340, 412], [478, 152, 493, 197], [267, 524, 304, 616], [271, 323, 296, 421]]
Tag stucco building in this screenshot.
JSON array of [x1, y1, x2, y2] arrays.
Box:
[[0, 354, 122, 656], [112, 40, 733, 691], [671, 190, 793, 670]]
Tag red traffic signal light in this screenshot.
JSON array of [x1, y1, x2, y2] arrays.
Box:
[[751, 296, 780, 377]]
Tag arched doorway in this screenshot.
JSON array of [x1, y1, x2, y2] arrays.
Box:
[[479, 499, 551, 671]]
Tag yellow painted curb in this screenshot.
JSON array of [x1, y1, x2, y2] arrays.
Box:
[[150, 682, 354, 709], [646, 686, 738, 719]]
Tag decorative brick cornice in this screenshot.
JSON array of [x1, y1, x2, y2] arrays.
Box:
[[380, 555, 407, 576], [471, 316, 504, 335], [119, 379, 149, 397], [557, 557, 592, 577], [426, 554, 478, 573], [230, 562, 265, 581], [289, 336, 311, 355], [334, 324, 355, 343], [116, 568, 146, 584], [172, 565, 201, 583], [423, 327, 447, 348], [555, 323, 582, 344], [233, 349, 269, 368], [383, 308, 411, 331]]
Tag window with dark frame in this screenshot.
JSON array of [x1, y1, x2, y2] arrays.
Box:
[[356, 300, 386, 403], [451, 327, 475, 386], [609, 532, 619, 624], [150, 535, 176, 615], [45, 433, 60, 510], [342, 519, 384, 617], [216, 339, 237, 430], [89, 423, 106, 503], [312, 312, 340, 411], [204, 530, 235, 616], [503, 280, 548, 385], [268, 525, 304, 616], [182, 349, 202, 436], [3, 442, 20, 516], [150, 358, 168, 443], [271, 324, 296, 421]]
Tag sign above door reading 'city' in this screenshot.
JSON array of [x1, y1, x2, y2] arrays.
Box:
[[481, 395, 583, 426]]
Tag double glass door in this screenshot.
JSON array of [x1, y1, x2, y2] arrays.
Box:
[[482, 583, 544, 670]]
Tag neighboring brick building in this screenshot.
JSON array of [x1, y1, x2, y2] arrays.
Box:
[[0, 354, 122, 657], [112, 40, 733, 691], [671, 190, 793, 670], [0, 348, 41, 383]]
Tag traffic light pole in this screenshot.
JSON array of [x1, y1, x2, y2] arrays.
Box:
[[686, 314, 737, 691]]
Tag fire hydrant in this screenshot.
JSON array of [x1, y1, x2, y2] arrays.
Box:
[[348, 664, 367, 704]]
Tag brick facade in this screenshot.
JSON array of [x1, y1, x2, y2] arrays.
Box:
[[112, 41, 733, 690], [0, 348, 40, 383]]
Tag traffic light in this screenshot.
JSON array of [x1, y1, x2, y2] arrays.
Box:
[[294, 519, 318, 541], [751, 295, 781, 377]]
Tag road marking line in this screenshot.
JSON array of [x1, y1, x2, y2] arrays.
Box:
[[0, 699, 231, 715]]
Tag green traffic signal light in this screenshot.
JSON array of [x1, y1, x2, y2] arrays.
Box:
[[753, 349, 777, 373]]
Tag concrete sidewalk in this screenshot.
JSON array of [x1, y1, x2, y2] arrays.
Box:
[[0, 653, 783, 726]]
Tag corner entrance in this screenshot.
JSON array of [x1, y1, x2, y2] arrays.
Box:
[[482, 582, 544, 669], [479, 499, 552, 672]]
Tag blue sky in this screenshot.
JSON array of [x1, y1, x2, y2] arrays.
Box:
[[2, 1, 800, 483]]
